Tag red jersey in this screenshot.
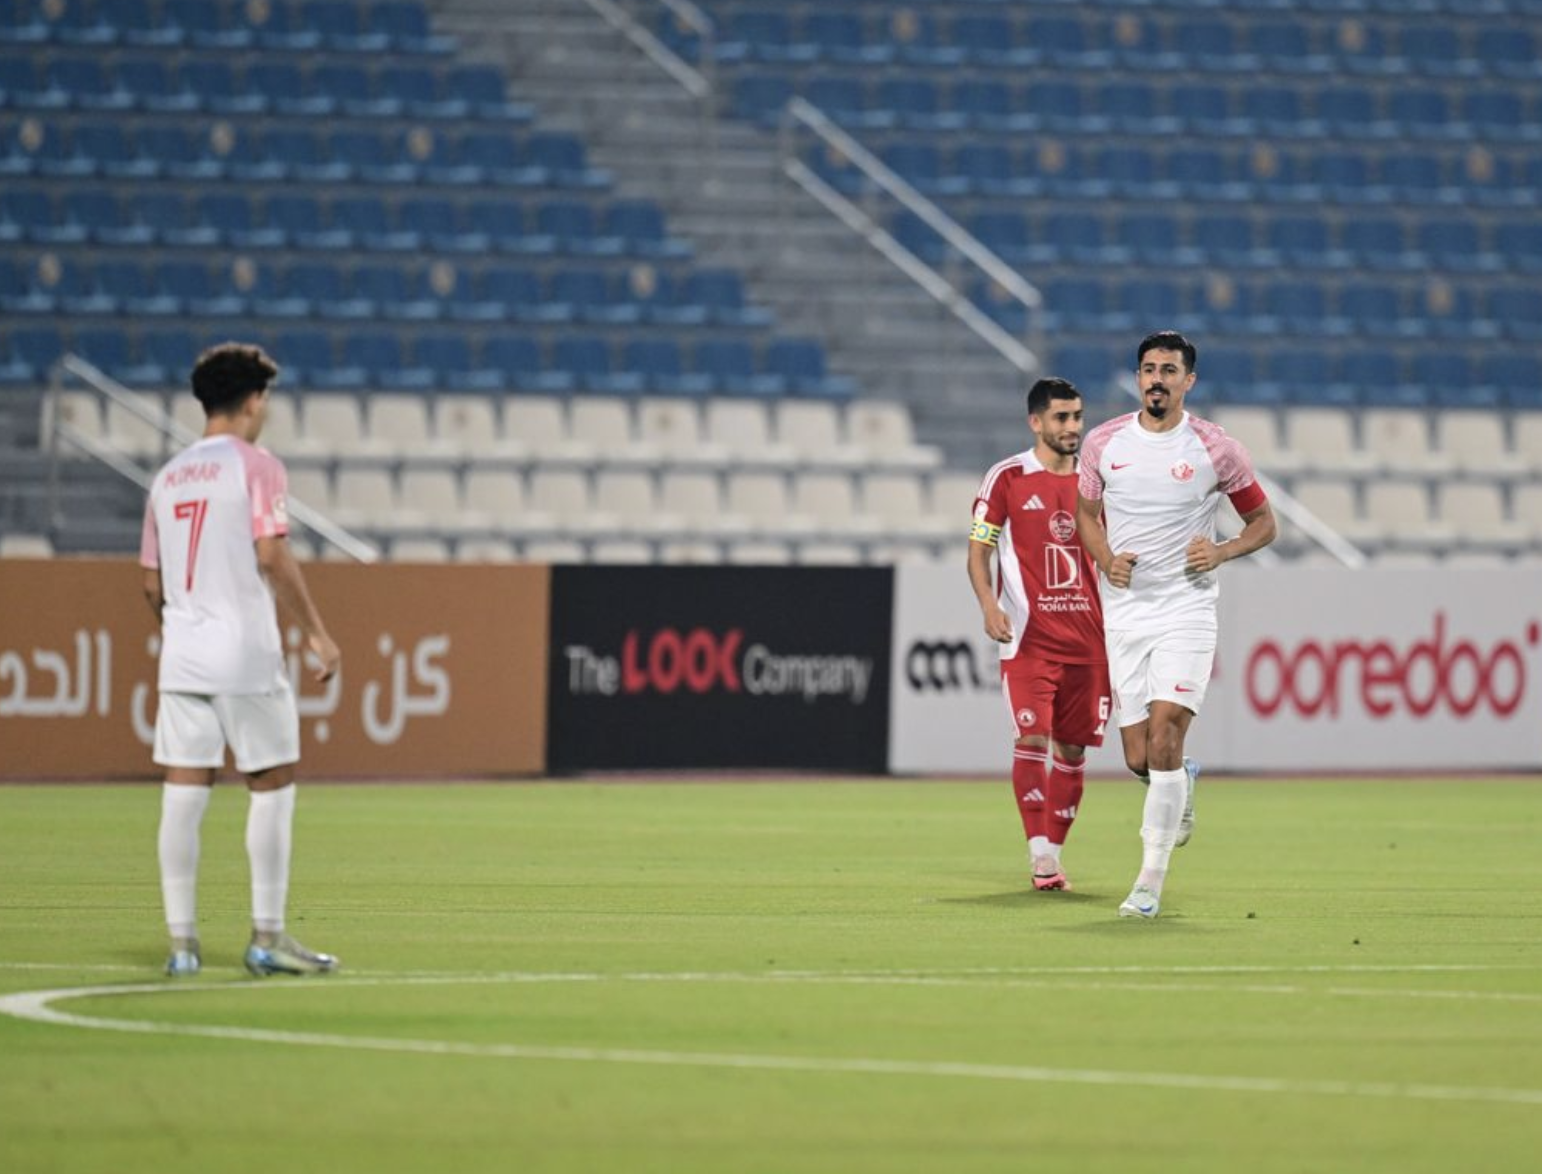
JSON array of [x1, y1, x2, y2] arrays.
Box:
[[971, 450, 1105, 666]]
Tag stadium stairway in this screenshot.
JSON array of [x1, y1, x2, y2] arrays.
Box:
[[432, 0, 1034, 474]]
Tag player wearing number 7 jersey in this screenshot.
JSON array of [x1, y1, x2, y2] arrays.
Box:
[[1076, 331, 1276, 920], [140, 342, 342, 978]]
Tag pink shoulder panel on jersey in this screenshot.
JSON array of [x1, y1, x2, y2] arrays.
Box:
[[1190, 415, 1268, 510], [237, 440, 290, 539], [1077, 415, 1130, 501]]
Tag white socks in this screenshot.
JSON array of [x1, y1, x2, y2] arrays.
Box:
[[246, 785, 296, 935], [159, 784, 211, 940], [1137, 766, 1187, 894]]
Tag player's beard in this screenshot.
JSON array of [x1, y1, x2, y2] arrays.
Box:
[[1145, 386, 1170, 419]]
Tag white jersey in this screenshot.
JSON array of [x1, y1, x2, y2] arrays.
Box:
[[140, 435, 290, 694], [1079, 410, 1265, 633]]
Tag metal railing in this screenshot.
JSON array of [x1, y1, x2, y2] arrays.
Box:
[[778, 97, 1043, 378], [46, 355, 378, 563], [582, 0, 718, 167]]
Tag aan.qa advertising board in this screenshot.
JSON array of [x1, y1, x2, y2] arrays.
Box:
[[547, 566, 892, 772]]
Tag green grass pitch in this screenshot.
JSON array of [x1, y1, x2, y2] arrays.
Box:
[[3, 777, 1542, 1173]]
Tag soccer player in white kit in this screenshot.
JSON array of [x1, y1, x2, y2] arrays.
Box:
[[1076, 332, 1276, 919], [140, 342, 342, 976]]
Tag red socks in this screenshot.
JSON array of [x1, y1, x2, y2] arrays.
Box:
[[1011, 745, 1049, 840], [1045, 753, 1086, 845]]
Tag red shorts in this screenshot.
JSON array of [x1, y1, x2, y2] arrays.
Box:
[[1000, 656, 1111, 748]]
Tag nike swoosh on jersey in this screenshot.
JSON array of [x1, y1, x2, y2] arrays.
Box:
[[1111, 462, 1133, 470]]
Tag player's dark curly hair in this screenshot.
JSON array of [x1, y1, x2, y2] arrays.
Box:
[[1027, 377, 1080, 416], [1136, 330, 1197, 372], [190, 342, 279, 415]]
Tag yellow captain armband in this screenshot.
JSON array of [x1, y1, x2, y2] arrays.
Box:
[[970, 519, 1002, 546]]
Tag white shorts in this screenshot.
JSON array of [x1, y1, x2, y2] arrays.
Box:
[[1106, 625, 1218, 728], [153, 683, 301, 774]]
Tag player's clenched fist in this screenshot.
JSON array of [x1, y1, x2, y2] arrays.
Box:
[[1105, 551, 1138, 589]]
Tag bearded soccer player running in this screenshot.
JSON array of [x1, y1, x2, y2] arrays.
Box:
[[1077, 331, 1276, 919], [968, 378, 1111, 892]]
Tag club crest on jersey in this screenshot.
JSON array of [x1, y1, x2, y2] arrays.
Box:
[[1171, 461, 1195, 482], [1048, 510, 1076, 543]]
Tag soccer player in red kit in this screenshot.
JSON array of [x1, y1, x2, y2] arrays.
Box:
[[968, 378, 1110, 891]]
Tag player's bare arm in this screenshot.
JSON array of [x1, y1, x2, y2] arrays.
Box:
[[257, 536, 340, 681], [966, 539, 1014, 644], [1076, 493, 1137, 589], [1184, 500, 1278, 574], [142, 567, 165, 623]]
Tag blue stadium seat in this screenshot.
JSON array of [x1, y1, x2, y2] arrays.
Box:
[[1240, 85, 1319, 138], [175, 57, 262, 115], [71, 326, 134, 376], [155, 259, 243, 316], [602, 200, 690, 259], [949, 78, 1015, 131], [1260, 280, 1348, 335], [165, 0, 253, 48], [249, 61, 330, 118], [1480, 353, 1540, 408], [683, 269, 773, 328], [1041, 276, 1113, 333], [399, 197, 469, 253], [1265, 214, 1350, 268], [1388, 86, 1456, 139], [1049, 343, 1121, 395], [951, 13, 1032, 68], [272, 329, 340, 389], [410, 334, 475, 388], [880, 140, 961, 196], [1025, 14, 1111, 70], [1186, 16, 1260, 73], [0, 0, 49, 45], [46, 55, 131, 110], [465, 200, 556, 256], [1487, 287, 1542, 342], [1021, 78, 1094, 135], [1492, 221, 1542, 273], [7, 326, 65, 382], [1113, 211, 1181, 268], [262, 193, 348, 250], [131, 329, 201, 388], [1170, 82, 1232, 136], [1335, 21, 1403, 77], [1408, 351, 1476, 407], [1314, 84, 1385, 139], [730, 73, 794, 126], [878, 76, 964, 132], [343, 331, 422, 389], [1197, 345, 1257, 399], [1475, 26, 1542, 79], [1192, 215, 1261, 269], [536, 199, 620, 256], [525, 132, 610, 189], [892, 8, 965, 68], [480, 335, 573, 393], [1416, 217, 1500, 272], [555, 334, 645, 395], [551, 267, 642, 326], [1335, 349, 1416, 405], [331, 195, 417, 251], [197, 191, 283, 249], [478, 268, 569, 323], [950, 143, 1022, 198], [1042, 209, 1115, 266], [1461, 88, 1530, 141], [449, 130, 543, 186], [1091, 142, 1166, 200], [368, 3, 456, 55], [691, 338, 780, 396], [1337, 281, 1414, 338], [623, 338, 710, 396], [1399, 23, 1478, 79], [802, 10, 891, 66], [136, 123, 225, 180], [441, 65, 532, 121], [244, 1, 320, 51], [1340, 218, 1419, 270], [764, 337, 853, 398], [303, 0, 390, 54], [0, 188, 58, 243], [725, 9, 805, 64]]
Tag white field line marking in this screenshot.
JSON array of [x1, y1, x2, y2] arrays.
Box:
[[2, 981, 1542, 1109]]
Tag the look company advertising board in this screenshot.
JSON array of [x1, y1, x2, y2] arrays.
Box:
[[547, 566, 891, 772], [0, 559, 549, 779], [889, 564, 1542, 774]]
